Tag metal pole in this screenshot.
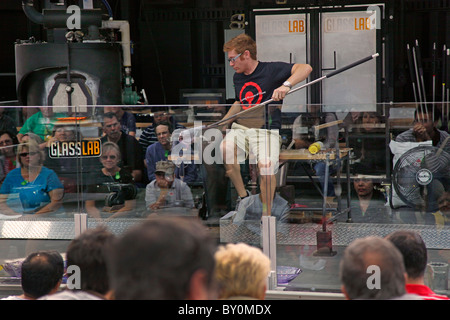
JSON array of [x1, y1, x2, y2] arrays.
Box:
[[407, 44, 418, 104], [74, 213, 88, 238], [262, 216, 278, 290], [204, 53, 380, 130], [412, 46, 425, 120]]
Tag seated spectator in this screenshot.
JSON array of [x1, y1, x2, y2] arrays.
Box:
[[424, 191, 450, 227], [0, 108, 18, 136], [0, 130, 19, 185], [107, 217, 217, 299], [17, 107, 65, 145], [0, 140, 64, 215], [139, 106, 185, 155], [395, 104, 450, 154], [40, 226, 115, 300], [386, 230, 449, 300], [145, 160, 194, 210], [85, 142, 136, 218], [145, 122, 197, 184], [292, 107, 339, 201], [339, 236, 422, 300], [104, 106, 136, 137], [1, 250, 64, 300], [349, 111, 386, 175], [338, 172, 390, 224], [100, 112, 144, 184], [214, 243, 270, 300], [43, 123, 81, 193]]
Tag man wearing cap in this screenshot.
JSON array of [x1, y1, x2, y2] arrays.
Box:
[[145, 122, 197, 184], [145, 161, 194, 210]]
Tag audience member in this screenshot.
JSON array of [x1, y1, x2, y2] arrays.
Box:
[[292, 107, 339, 202], [139, 106, 185, 155], [395, 104, 450, 155], [100, 112, 144, 183], [40, 226, 115, 300], [43, 123, 81, 193], [338, 174, 390, 223], [107, 217, 217, 299], [425, 191, 450, 227], [145, 122, 197, 184], [0, 140, 64, 215], [214, 243, 270, 300], [386, 230, 449, 300], [348, 111, 386, 174], [17, 107, 64, 144], [85, 142, 136, 218], [104, 106, 136, 137], [0, 130, 19, 185], [339, 236, 422, 300], [0, 108, 18, 136], [145, 160, 194, 210], [1, 250, 64, 300]]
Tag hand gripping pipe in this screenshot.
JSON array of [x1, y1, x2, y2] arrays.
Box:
[[184, 53, 380, 138]]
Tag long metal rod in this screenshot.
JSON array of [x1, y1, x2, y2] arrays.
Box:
[[412, 46, 425, 119], [205, 53, 379, 130], [416, 40, 428, 109], [407, 44, 418, 103], [443, 45, 447, 125], [432, 42, 436, 106]]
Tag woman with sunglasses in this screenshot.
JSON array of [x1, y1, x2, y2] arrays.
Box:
[[85, 141, 136, 218], [0, 139, 64, 216]]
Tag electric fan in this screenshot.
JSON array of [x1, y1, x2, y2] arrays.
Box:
[[392, 145, 450, 212]]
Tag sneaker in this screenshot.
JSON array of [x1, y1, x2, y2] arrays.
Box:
[[235, 190, 251, 211]]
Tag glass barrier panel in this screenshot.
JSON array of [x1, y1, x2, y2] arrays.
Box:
[[0, 101, 448, 299], [274, 102, 450, 298]]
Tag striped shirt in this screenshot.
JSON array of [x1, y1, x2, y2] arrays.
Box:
[[395, 128, 450, 154], [138, 117, 185, 154]]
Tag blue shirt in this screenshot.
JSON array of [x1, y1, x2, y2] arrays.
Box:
[[145, 142, 197, 184], [0, 167, 63, 214]]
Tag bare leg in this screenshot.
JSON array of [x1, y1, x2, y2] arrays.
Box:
[[259, 162, 276, 216], [221, 140, 247, 198]]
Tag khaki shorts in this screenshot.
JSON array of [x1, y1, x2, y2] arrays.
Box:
[[223, 123, 281, 175]]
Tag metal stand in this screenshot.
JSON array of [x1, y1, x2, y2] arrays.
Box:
[[262, 216, 278, 290], [314, 154, 337, 256], [74, 213, 88, 237]]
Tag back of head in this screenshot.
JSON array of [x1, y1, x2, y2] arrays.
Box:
[[214, 243, 270, 299], [21, 250, 64, 299], [340, 236, 406, 300], [66, 226, 115, 295], [109, 217, 217, 300], [386, 231, 427, 280]]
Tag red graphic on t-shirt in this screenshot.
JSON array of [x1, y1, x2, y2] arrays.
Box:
[[239, 82, 263, 110]]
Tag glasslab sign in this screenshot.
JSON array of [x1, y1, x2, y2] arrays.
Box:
[[49, 139, 102, 158]]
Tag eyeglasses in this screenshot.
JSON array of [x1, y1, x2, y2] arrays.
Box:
[[228, 53, 242, 63], [19, 152, 38, 157], [0, 139, 12, 146], [153, 112, 168, 118], [101, 155, 117, 160], [104, 122, 120, 129]]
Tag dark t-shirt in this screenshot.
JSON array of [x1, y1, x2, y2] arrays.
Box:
[[87, 168, 134, 194], [100, 132, 144, 172], [233, 61, 293, 130]]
